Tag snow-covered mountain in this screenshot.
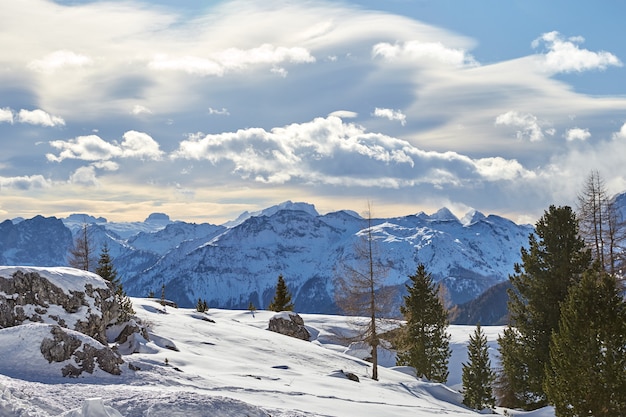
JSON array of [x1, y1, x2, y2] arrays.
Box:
[[0, 266, 556, 416], [0, 201, 538, 315]]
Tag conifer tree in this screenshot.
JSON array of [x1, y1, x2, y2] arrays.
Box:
[[462, 324, 495, 411], [545, 270, 626, 416], [396, 264, 451, 383], [96, 243, 134, 323], [196, 298, 208, 313], [498, 205, 591, 409], [268, 275, 294, 312]]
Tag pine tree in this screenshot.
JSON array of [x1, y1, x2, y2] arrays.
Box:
[[498, 205, 591, 409], [96, 243, 134, 323], [396, 264, 451, 383], [545, 270, 626, 416], [268, 275, 294, 312], [196, 298, 208, 313], [462, 324, 495, 410]]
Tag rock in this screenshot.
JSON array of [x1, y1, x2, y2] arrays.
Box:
[[40, 325, 124, 377], [0, 267, 118, 344], [268, 312, 310, 341]]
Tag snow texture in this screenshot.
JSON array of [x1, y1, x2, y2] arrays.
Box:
[[0, 266, 556, 417]]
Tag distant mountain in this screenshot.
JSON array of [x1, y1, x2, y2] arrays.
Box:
[[3, 199, 594, 317], [449, 281, 512, 325], [0, 216, 73, 266], [121, 204, 533, 314]]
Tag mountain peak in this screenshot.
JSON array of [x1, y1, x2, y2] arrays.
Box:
[[144, 213, 171, 224], [429, 207, 459, 222], [461, 209, 486, 226], [223, 201, 319, 228]]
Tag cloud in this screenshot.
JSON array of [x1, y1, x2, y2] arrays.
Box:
[[208, 107, 230, 116], [17, 109, 65, 127], [119, 131, 164, 160], [131, 105, 153, 116], [565, 127, 591, 141], [47, 131, 163, 162], [149, 44, 315, 76], [495, 111, 547, 142], [328, 110, 358, 119], [171, 116, 532, 186], [532, 31, 622, 73], [28, 50, 93, 73], [69, 166, 99, 186], [0, 175, 50, 190], [372, 40, 478, 67], [0, 108, 13, 124], [373, 108, 406, 126]]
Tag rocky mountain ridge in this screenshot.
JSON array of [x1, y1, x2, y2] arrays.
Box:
[[0, 201, 539, 317]]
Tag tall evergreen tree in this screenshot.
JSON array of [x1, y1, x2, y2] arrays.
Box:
[[95, 243, 120, 289], [498, 205, 591, 409], [268, 275, 294, 312], [96, 243, 134, 323], [462, 324, 495, 411], [396, 264, 451, 383], [545, 270, 626, 416]]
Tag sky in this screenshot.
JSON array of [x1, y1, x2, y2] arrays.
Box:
[[1, 0, 626, 224]]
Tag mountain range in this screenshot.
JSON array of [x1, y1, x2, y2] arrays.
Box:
[[0, 200, 545, 321]]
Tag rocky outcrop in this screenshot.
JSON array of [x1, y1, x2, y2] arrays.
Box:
[[0, 267, 117, 344], [268, 312, 310, 341], [40, 325, 124, 377]]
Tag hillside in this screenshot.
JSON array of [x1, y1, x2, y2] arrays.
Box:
[[0, 266, 555, 416]]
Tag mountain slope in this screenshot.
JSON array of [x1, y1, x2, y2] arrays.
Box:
[[124, 205, 533, 313]]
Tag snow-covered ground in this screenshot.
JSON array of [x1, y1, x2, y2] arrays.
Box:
[[0, 298, 555, 416]]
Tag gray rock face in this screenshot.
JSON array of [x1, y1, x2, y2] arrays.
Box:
[[0, 267, 117, 344], [268, 312, 310, 341], [40, 325, 124, 377]]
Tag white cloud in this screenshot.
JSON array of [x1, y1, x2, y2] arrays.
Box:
[[172, 116, 532, 186], [149, 44, 315, 76], [0, 175, 50, 190], [69, 166, 99, 186], [612, 122, 626, 140], [119, 131, 164, 160], [373, 108, 406, 126], [17, 109, 65, 127], [28, 50, 93, 73], [0, 108, 13, 124], [208, 107, 230, 116], [131, 105, 153, 116], [271, 66, 288, 77], [328, 110, 358, 119], [495, 111, 545, 142], [532, 31, 622, 74], [565, 127, 591, 141], [372, 40, 478, 67], [47, 131, 163, 162]]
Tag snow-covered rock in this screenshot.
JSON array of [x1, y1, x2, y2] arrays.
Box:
[[0, 266, 116, 343], [268, 311, 311, 341]]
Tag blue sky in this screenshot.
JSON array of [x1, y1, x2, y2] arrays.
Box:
[[1, 0, 626, 224]]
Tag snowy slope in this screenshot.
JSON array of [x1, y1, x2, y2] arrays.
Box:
[[0, 296, 555, 416]]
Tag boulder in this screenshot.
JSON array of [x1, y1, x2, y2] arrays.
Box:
[[0, 266, 117, 344], [268, 311, 310, 341], [40, 325, 124, 377]]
